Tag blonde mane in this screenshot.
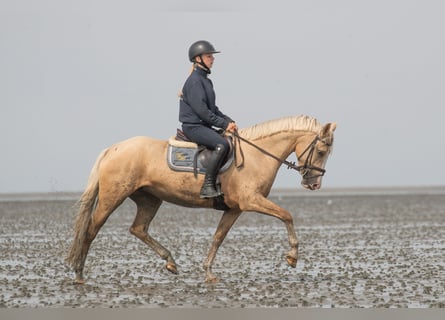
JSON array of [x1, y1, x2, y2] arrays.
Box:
[[239, 115, 322, 141]]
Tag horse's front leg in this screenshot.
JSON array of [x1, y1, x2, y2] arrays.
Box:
[[242, 196, 299, 268], [284, 222, 299, 268], [204, 209, 242, 283]]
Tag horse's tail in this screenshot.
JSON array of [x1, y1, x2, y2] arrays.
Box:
[[65, 147, 108, 271]]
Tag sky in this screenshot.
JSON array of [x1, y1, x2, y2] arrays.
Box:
[[1, 0, 444, 193]]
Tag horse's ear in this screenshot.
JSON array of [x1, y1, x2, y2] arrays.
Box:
[[321, 122, 337, 137]]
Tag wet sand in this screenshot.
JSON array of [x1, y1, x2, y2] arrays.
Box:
[[0, 187, 444, 307]]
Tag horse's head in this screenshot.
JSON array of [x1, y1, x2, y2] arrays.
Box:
[[296, 122, 336, 190]]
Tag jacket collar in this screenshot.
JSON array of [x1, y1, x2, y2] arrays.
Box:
[[194, 66, 210, 77]]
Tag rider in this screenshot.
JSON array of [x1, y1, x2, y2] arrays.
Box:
[[179, 40, 238, 199]]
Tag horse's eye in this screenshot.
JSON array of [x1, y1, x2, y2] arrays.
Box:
[[317, 150, 326, 157]]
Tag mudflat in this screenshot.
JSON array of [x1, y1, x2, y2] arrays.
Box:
[[0, 187, 444, 307]]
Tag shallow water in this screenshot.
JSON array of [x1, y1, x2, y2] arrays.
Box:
[[0, 187, 444, 307]]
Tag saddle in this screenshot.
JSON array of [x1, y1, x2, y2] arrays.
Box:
[[167, 129, 233, 211], [167, 129, 234, 177]]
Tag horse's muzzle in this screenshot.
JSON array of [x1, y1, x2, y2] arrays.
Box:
[[302, 182, 321, 190], [301, 176, 322, 190]]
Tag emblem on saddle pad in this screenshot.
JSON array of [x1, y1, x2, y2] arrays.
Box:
[[167, 137, 234, 175]]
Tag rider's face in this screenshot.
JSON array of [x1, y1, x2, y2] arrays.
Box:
[[197, 54, 215, 69]]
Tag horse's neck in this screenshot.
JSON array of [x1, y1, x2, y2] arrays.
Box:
[[254, 131, 303, 160]]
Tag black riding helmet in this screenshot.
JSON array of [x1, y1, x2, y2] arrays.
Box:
[[188, 40, 221, 62]]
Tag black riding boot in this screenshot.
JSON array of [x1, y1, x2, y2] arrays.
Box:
[[200, 144, 227, 199]]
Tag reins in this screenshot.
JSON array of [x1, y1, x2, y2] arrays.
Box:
[[231, 130, 327, 177]]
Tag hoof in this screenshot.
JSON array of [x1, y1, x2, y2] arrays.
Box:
[[205, 271, 219, 284], [166, 262, 178, 275], [205, 274, 219, 284], [73, 278, 85, 285], [286, 255, 297, 268]]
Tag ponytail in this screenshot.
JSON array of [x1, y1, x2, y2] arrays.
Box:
[[178, 64, 196, 98]]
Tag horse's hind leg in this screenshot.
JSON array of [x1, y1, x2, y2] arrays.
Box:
[[129, 190, 178, 274], [75, 195, 126, 284], [204, 209, 242, 283]]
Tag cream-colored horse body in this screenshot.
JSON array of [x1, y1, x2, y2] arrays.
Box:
[[66, 115, 336, 283]]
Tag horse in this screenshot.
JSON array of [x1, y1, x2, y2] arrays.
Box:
[[66, 115, 336, 284]]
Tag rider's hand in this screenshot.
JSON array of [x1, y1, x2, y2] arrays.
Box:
[[226, 122, 238, 133]]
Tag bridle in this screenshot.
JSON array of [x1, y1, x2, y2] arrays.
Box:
[[296, 136, 328, 179], [232, 131, 330, 179]]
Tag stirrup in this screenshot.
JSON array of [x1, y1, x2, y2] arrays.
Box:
[[200, 183, 223, 199], [200, 188, 222, 199]]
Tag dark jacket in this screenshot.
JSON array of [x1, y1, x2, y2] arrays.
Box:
[[179, 67, 233, 129]]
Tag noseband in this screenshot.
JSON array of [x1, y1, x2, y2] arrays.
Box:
[[232, 132, 329, 178]]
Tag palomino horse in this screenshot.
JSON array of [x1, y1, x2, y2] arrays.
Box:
[[66, 115, 336, 283]]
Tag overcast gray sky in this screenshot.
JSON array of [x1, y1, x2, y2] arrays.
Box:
[[1, 0, 444, 193]]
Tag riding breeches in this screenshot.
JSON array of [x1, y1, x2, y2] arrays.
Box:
[[181, 124, 230, 152]]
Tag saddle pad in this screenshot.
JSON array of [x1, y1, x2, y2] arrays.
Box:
[[167, 137, 233, 175], [168, 136, 198, 148]]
